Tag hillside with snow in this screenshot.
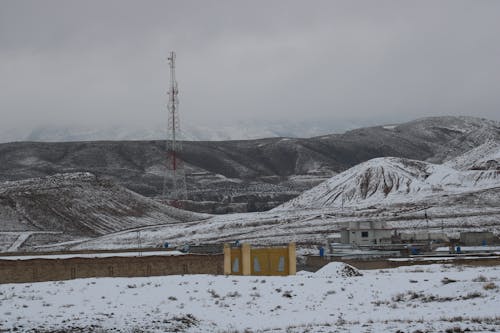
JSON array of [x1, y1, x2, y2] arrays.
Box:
[[0, 173, 208, 250], [275, 157, 500, 211], [62, 152, 500, 251], [445, 140, 500, 171]]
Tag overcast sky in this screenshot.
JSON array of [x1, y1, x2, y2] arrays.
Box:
[[1, 0, 499, 134]]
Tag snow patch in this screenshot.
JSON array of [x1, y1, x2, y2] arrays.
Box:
[[315, 262, 363, 277]]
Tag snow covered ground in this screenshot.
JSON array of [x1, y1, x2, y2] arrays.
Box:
[[1, 263, 499, 332]]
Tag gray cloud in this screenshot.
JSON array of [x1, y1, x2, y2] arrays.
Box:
[[1, 0, 499, 134]]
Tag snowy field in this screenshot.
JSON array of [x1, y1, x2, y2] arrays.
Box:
[[1, 263, 499, 332]]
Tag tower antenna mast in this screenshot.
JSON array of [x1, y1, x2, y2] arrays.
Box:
[[162, 51, 187, 205]]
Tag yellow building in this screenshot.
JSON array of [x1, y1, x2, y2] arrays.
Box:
[[224, 243, 296, 276]]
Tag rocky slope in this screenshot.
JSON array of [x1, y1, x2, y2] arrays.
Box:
[[444, 140, 500, 171], [0, 173, 207, 249]]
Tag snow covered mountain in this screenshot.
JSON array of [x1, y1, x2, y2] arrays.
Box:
[[394, 116, 499, 163], [274, 157, 500, 210]]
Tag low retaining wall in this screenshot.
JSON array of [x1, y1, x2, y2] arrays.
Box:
[[0, 254, 224, 284], [305, 255, 500, 271]]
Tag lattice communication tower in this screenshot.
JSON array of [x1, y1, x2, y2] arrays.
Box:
[[162, 51, 187, 203]]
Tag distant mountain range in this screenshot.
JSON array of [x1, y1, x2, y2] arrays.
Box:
[[0, 116, 498, 214], [0, 119, 370, 143]]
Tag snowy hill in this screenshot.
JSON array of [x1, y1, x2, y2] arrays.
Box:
[[445, 140, 500, 170], [274, 157, 500, 210], [0, 173, 208, 249], [394, 116, 500, 163]]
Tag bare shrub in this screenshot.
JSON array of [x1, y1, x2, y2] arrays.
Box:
[[441, 277, 457, 284], [392, 293, 405, 302], [371, 300, 389, 306], [226, 291, 241, 298], [207, 289, 220, 298], [483, 282, 497, 290], [461, 291, 484, 300]]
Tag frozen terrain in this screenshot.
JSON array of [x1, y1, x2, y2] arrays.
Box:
[[1, 263, 499, 332]]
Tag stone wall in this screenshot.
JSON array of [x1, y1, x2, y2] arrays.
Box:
[[0, 254, 224, 284]]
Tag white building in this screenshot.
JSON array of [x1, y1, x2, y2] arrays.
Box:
[[340, 221, 393, 245]]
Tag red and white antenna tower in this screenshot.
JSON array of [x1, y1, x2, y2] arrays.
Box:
[[162, 51, 187, 203]]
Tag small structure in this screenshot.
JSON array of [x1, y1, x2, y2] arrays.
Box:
[[340, 221, 393, 246], [400, 232, 449, 243], [224, 243, 296, 276], [460, 231, 498, 246], [325, 243, 401, 260]]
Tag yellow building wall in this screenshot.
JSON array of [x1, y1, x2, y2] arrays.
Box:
[[224, 243, 296, 276]]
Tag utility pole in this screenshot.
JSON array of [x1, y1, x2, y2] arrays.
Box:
[[162, 51, 187, 206], [425, 209, 431, 251]]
